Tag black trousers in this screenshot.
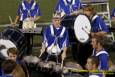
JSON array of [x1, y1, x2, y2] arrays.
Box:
[[72, 42, 93, 69], [19, 21, 32, 55]]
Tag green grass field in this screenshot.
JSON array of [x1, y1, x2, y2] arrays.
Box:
[[0, 0, 115, 24], [0, 0, 57, 24]]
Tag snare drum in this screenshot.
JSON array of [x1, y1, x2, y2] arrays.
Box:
[[22, 18, 36, 30]]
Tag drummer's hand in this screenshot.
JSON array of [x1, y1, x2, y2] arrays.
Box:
[[29, 17, 35, 21], [11, 22, 16, 28]]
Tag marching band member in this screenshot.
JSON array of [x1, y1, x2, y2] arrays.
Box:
[[83, 5, 109, 36], [13, 0, 41, 28], [91, 34, 109, 70], [0, 60, 17, 77], [86, 56, 104, 77], [7, 48, 28, 77], [13, 0, 41, 55], [74, 5, 109, 69], [40, 13, 69, 65], [55, 0, 82, 17]]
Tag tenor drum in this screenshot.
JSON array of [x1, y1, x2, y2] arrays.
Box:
[[22, 18, 36, 30], [2, 27, 27, 58]]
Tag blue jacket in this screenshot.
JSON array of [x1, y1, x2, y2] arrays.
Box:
[[91, 15, 109, 33], [17, 0, 41, 21], [55, 0, 82, 15]]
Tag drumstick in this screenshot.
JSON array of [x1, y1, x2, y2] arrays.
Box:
[[61, 58, 64, 69], [9, 16, 13, 24], [82, 27, 90, 34]]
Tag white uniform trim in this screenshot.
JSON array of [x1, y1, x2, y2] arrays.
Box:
[[22, 2, 26, 10], [92, 15, 98, 22], [96, 50, 109, 56], [50, 25, 54, 36], [96, 50, 109, 70], [31, 2, 36, 10], [63, 0, 75, 5], [50, 25, 65, 37], [22, 1, 36, 10]]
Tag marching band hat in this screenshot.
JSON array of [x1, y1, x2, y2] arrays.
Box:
[[52, 13, 62, 19]]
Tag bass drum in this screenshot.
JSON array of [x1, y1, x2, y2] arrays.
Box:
[[61, 15, 78, 43], [61, 14, 92, 69], [61, 14, 91, 43], [2, 27, 27, 58]]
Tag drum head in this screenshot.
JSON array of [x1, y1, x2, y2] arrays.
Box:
[[0, 39, 16, 58], [74, 14, 91, 43]]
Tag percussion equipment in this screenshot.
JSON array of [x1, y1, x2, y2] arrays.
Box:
[[61, 14, 92, 68], [61, 15, 77, 43], [37, 60, 56, 72], [20, 27, 42, 34], [0, 39, 16, 58], [47, 45, 61, 56], [61, 14, 91, 43], [23, 55, 40, 64], [74, 14, 91, 43], [23, 55, 40, 70], [2, 27, 27, 58], [22, 18, 36, 30]]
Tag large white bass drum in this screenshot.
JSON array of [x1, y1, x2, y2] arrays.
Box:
[[74, 14, 91, 43]]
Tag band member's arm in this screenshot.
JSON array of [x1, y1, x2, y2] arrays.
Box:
[[91, 31, 107, 37], [39, 28, 47, 57], [70, 9, 83, 15], [91, 16, 109, 37], [33, 2, 41, 22], [34, 16, 40, 22], [61, 47, 67, 60], [61, 29, 69, 60], [12, 4, 22, 26]]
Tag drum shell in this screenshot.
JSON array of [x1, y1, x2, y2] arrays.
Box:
[[2, 27, 27, 57], [61, 15, 78, 43]]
